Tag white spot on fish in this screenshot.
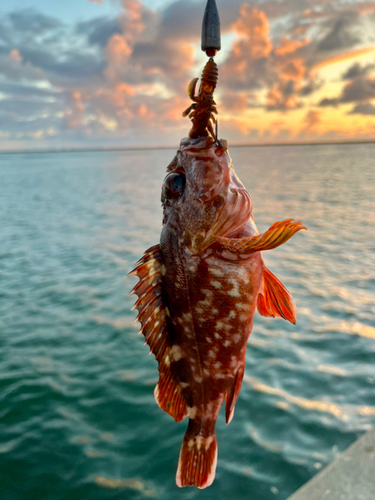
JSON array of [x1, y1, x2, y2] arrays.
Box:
[[182, 313, 192, 322], [171, 345, 182, 361], [202, 289, 213, 298], [205, 435, 214, 450], [165, 355, 171, 367], [228, 310, 236, 320], [214, 332, 221, 340], [223, 340, 231, 347], [206, 337, 213, 344], [196, 436, 203, 451], [212, 308, 219, 315], [233, 334, 241, 343], [214, 362, 221, 369], [216, 320, 225, 330], [195, 376, 203, 383], [198, 298, 211, 307], [210, 268, 224, 277], [228, 279, 241, 297], [211, 281, 222, 290], [195, 307, 204, 314], [188, 406, 197, 419], [161, 264, 166, 276], [208, 351, 216, 359], [181, 382, 189, 388], [236, 303, 247, 311], [203, 368, 210, 377], [230, 356, 237, 368]]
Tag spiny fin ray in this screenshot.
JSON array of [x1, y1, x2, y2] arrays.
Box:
[[127, 245, 188, 422], [225, 362, 245, 425]]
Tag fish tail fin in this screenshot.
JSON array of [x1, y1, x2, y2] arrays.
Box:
[[176, 431, 218, 489], [257, 265, 297, 324]]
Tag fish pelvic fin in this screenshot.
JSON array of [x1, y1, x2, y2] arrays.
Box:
[[225, 363, 245, 425], [176, 431, 218, 489], [257, 265, 297, 324], [127, 245, 188, 423], [214, 219, 307, 254]]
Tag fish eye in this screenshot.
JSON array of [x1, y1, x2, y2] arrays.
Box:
[[162, 173, 186, 200]]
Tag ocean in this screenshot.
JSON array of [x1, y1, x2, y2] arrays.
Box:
[[0, 143, 374, 500]]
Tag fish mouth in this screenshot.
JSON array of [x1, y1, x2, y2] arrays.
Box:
[[188, 187, 253, 254]]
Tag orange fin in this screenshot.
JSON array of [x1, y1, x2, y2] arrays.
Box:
[[127, 245, 188, 422], [214, 219, 306, 254], [257, 265, 297, 324], [225, 363, 245, 425], [176, 434, 218, 489]]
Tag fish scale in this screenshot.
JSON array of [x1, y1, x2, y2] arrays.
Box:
[[128, 135, 306, 488]]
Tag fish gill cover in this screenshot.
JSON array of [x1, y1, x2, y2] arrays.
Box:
[[127, 0, 307, 489]]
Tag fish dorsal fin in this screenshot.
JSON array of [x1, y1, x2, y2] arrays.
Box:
[[257, 265, 297, 324], [127, 245, 188, 422]]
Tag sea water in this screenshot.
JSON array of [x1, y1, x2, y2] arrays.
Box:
[[0, 143, 374, 500]]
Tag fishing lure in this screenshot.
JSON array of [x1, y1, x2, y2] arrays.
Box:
[[182, 58, 219, 139], [127, 0, 306, 489]]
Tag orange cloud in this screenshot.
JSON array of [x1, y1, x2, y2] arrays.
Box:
[[312, 46, 375, 74], [64, 91, 85, 129], [9, 48, 23, 64], [232, 6, 272, 59], [303, 109, 321, 130], [274, 37, 310, 56]]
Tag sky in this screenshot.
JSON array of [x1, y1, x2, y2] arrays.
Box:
[[1, 0, 375, 151]]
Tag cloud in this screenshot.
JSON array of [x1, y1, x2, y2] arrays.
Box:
[[1, 0, 375, 150], [303, 109, 321, 129], [318, 12, 360, 52], [76, 17, 123, 47], [342, 61, 375, 80], [348, 102, 375, 115], [8, 8, 62, 34]]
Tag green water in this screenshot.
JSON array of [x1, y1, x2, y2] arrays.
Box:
[[0, 144, 374, 499]]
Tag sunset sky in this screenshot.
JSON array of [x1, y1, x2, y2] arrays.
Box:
[[1, 0, 375, 150]]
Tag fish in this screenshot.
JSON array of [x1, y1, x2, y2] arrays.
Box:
[[127, 135, 306, 489]]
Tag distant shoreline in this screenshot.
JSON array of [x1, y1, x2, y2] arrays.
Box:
[[0, 138, 374, 155]]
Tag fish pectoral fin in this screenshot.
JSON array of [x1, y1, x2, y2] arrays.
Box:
[[127, 245, 188, 423], [257, 265, 297, 324], [225, 363, 245, 425], [214, 219, 307, 254]]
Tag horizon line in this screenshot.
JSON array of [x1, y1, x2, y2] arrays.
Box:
[[0, 138, 374, 155]]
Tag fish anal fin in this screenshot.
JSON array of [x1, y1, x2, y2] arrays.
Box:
[[155, 366, 188, 423], [215, 219, 306, 254], [127, 245, 188, 422], [225, 363, 245, 425], [257, 265, 297, 324]]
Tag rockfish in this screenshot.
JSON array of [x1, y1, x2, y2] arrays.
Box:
[[127, 135, 306, 488]]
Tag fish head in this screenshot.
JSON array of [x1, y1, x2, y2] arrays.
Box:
[[161, 137, 253, 254]]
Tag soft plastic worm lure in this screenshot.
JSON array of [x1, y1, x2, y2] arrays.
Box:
[[182, 58, 219, 139]]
